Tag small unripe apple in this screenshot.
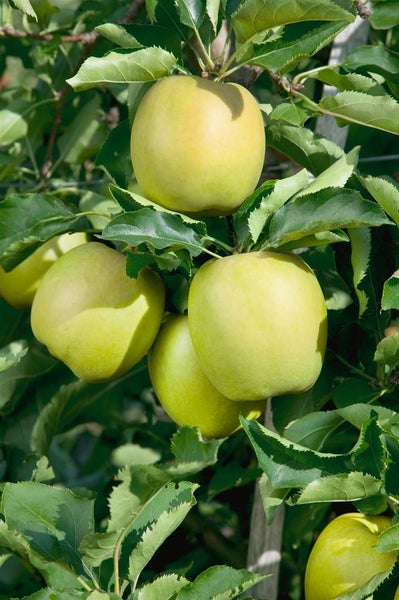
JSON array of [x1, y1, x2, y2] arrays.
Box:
[[305, 512, 397, 600], [187, 251, 327, 401], [130, 74, 265, 216], [148, 314, 265, 438], [31, 242, 165, 382], [0, 232, 87, 308]]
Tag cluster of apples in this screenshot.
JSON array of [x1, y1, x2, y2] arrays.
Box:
[[0, 74, 328, 440]]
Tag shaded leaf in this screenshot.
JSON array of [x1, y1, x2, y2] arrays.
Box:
[[0, 108, 28, 146], [1, 482, 94, 573], [342, 45, 399, 82], [0, 340, 28, 373], [382, 270, 399, 311], [0, 193, 85, 270], [266, 120, 345, 176]]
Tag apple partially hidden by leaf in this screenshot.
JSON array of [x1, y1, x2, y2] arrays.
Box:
[[0, 232, 88, 308], [31, 242, 165, 382], [148, 314, 266, 439], [305, 512, 397, 600]]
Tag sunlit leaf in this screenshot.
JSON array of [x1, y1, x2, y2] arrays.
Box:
[[232, 0, 354, 43], [67, 47, 177, 92]]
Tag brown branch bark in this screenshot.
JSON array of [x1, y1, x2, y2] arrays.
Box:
[[0, 26, 98, 44], [246, 402, 285, 600]]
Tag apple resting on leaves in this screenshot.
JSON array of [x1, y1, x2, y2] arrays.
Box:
[[31, 242, 165, 382], [130, 74, 265, 216], [148, 314, 266, 439], [304, 512, 397, 600], [187, 251, 327, 401], [0, 232, 87, 308]]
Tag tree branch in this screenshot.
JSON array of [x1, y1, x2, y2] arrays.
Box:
[[0, 26, 98, 44]]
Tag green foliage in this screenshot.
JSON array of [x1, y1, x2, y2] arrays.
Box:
[[2, 0, 399, 598]]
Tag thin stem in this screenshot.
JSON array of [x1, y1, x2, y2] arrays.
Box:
[[334, 352, 376, 383], [192, 26, 216, 72], [203, 235, 235, 255]]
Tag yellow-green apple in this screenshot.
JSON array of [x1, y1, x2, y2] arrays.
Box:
[[148, 314, 265, 438], [187, 251, 327, 401], [31, 242, 165, 382], [130, 74, 265, 216], [0, 232, 87, 308], [305, 512, 397, 600]]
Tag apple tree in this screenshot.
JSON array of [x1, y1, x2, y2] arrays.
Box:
[[1, 1, 399, 599]]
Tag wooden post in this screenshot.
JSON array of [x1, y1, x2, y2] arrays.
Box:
[[246, 14, 370, 600]]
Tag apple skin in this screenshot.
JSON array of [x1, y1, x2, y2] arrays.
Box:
[[31, 242, 165, 382], [130, 74, 265, 216], [187, 251, 327, 402], [304, 512, 397, 600], [147, 314, 265, 439], [0, 232, 87, 308]]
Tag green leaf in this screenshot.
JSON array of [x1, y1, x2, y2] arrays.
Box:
[[56, 96, 106, 165], [137, 574, 190, 599], [382, 271, 399, 311], [248, 169, 310, 246], [95, 119, 133, 188], [374, 332, 399, 373], [241, 417, 349, 489], [336, 403, 396, 430], [128, 491, 197, 587], [318, 91, 399, 135], [350, 413, 386, 478], [174, 565, 266, 599], [296, 146, 359, 198], [67, 48, 177, 92], [369, 1, 399, 30], [175, 0, 205, 30], [0, 340, 28, 373], [342, 45, 399, 82], [0, 193, 85, 270], [296, 472, 382, 504], [232, 0, 354, 43], [0, 108, 28, 145], [108, 184, 207, 234], [359, 174, 399, 228], [206, 0, 220, 31], [376, 522, 399, 553], [101, 208, 206, 257], [248, 20, 349, 74], [10, 0, 37, 19], [349, 227, 371, 317], [310, 68, 388, 95], [266, 188, 390, 250], [165, 426, 223, 478], [266, 120, 345, 176], [1, 482, 94, 573], [95, 23, 143, 48], [331, 568, 396, 600], [284, 410, 343, 451]]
